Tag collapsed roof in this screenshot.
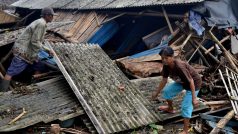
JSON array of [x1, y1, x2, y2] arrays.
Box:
[[11, 0, 204, 10]]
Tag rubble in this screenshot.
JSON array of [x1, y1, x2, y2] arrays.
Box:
[[0, 0, 238, 133]]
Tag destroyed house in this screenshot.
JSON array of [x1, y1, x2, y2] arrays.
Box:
[[2, 0, 238, 133], [11, 0, 205, 58]]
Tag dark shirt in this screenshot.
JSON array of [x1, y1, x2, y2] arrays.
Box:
[[162, 59, 202, 90]]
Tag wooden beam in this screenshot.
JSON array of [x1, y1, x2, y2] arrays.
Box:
[[103, 11, 184, 19], [209, 110, 235, 134], [101, 13, 126, 25], [162, 6, 173, 33]]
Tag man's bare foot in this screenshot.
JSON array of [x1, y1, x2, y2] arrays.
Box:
[[158, 105, 176, 113]]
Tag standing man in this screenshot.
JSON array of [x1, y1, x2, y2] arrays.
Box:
[[151, 46, 202, 134], [0, 7, 56, 92]]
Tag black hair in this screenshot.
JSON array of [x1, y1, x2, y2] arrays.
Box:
[[159, 46, 174, 56]]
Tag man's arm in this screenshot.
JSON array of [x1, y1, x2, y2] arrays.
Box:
[[189, 78, 199, 107], [31, 23, 46, 53], [152, 77, 168, 100]]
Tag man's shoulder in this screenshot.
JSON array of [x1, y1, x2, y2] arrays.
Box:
[[174, 59, 188, 69], [30, 18, 46, 27]]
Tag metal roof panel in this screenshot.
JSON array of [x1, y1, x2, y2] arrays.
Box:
[[12, 0, 204, 9], [49, 42, 161, 133]]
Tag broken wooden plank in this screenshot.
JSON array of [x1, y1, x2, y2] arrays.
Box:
[[209, 110, 235, 134]]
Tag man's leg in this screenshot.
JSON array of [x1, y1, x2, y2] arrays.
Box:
[[0, 56, 28, 92], [161, 82, 183, 112], [180, 90, 199, 134], [31, 61, 46, 75]]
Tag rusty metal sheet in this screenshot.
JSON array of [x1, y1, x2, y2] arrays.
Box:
[[49, 42, 161, 133]]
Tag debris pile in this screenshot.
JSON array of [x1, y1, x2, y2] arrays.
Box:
[[0, 0, 238, 133]]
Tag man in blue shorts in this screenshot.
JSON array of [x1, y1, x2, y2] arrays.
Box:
[[0, 7, 56, 92], [152, 46, 202, 134]]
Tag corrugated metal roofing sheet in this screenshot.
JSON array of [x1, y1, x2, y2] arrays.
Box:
[[49, 42, 161, 133], [0, 77, 84, 132], [0, 0, 18, 6], [12, 0, 204, 10]]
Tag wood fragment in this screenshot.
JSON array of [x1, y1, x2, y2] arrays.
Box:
[[8, 108, 27, 125], [204, 100, 230, 105], [61, 128, 85, 134], [209, 110, 235, 134]]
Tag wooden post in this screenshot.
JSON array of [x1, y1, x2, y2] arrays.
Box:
[[162, 6, 173, 34], [209, 110, 235, 134]]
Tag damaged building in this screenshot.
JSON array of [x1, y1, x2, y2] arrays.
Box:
[[0, 0, 238, 133]]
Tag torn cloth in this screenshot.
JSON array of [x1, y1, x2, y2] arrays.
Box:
[[188, 10, 205, 36], [192, 0, 238, 29]]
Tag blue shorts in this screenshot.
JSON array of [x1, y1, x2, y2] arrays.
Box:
[[6, 56, 45, 77], [162, 82, 199, 118]]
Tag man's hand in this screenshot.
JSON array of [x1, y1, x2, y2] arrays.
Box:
[[192, 98, 199, 108], [151, 91, 159, 101], [47, 50, 55, 57]]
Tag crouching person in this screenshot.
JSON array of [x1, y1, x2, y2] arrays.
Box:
[[151, 46, 202, 134]]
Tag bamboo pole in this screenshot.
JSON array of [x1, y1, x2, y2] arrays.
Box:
[[187, 39, 206, 63], [162, 6, 173, 33], [205, 35, 230, 54], [209, 110, 235, 134], [209, 31, 238, 73], [189, 40, 211, 67], [219, 69, 238, 114], [204, 100, 230, 105], [170, 35, 185, 47], [174, 33, 192, 50], [194, 40, 220, 63]]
